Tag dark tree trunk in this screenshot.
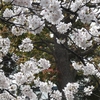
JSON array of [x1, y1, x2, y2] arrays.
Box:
[[54, 37, 76, 100]]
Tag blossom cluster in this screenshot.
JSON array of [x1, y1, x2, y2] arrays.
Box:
[[84, 85, 94, 96], [0, 58, 52, 99], [2, 0, 100, 50], [69, 28, 92, 49], [34, 79, 62, 100], [40, 0, 64, 25], [72, 61, 100, 96], [72, 61, 100, 77], [56, 22, 72, 34], [63, 82, 79, 100], [0, 36, 10, 62], [3, 7, 45, 35], [38, 58, 51, 70], [19, 38, 33, 52]]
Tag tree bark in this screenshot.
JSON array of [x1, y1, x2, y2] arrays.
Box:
[[54, 37, 76, 100]]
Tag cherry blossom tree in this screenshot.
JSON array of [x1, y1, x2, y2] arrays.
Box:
[[0, 0, 100, 100]]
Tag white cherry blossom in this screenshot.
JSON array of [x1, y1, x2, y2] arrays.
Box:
[[19, 38, 33, 52], [38, 58, 51, 70], [63, 82, 79, 100], [84, 85, 94, 96], [27, 15, 45, 34], [56, 22, 72, 34], [3, 8, 14, 19]]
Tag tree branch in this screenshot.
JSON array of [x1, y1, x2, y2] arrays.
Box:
[[80, 43, 98, 56]]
